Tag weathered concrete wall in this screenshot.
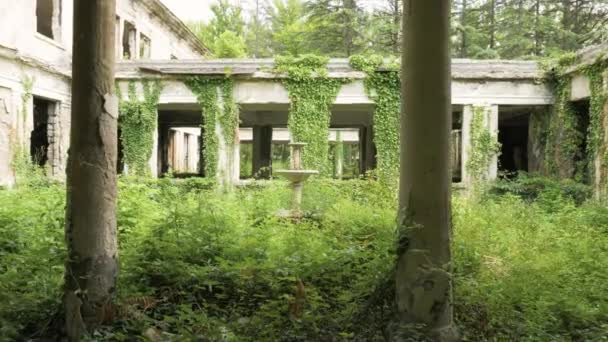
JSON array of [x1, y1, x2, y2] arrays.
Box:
[[0, 0, 206, 186], [0, 54, 72, 186], [116, 0, 205, 60], [461, 104, 499, 185], [119, 78, 554, 107]]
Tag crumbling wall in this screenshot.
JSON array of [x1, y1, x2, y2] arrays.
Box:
[[0, 87, 14, 186]]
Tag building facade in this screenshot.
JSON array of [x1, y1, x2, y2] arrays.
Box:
[[0, 0, 206, 186]]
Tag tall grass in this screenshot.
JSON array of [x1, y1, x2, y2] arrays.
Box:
[[0, 175, 606, 340]]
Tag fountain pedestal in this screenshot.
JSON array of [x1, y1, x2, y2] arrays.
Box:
[[275, 143, 319, 217]]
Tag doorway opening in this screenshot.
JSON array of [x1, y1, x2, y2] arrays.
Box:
[[498, 111, 529, 177], [31, 97, 53, 167], [158, 110, 204, 178]]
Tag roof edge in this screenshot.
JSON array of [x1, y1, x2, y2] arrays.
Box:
[[140, 0, 209, 57]]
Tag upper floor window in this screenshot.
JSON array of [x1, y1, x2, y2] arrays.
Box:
[[122, 21, 136, 59], [36, 0, 61, 40], [140, 33, 151, 59]]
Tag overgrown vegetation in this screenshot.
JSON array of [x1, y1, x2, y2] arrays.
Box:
[[467, 106, 501, 181], [118, 80, 163, 176], [2, 173, 608, 340], [185, 76, 239, 179], [541, 53, 608, 188], [349, 55, 400, 181], [275, 55, 347, 174]]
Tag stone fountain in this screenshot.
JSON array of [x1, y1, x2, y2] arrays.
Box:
[[275, 143, 319, 217]]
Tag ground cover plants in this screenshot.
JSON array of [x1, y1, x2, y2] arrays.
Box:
[[1, 174, 607, 341]]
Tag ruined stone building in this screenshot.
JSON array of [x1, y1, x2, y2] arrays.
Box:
[[0, 0, 207, 185], [0, 0, 607, 195]]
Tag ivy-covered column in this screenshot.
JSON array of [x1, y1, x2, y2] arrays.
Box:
[[117, 79, 162, 176], [186, 77, 239, 187], [461, 104, 500, 184], [589, 67, 608, 198], [275, 56, 346, 175]]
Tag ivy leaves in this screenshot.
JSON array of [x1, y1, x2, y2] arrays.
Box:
[[276, 55, 345, 174], [185, 76, 239, 178], [350, 55, 400, 182], [467, 106, 501, 181], [119, 80, 162, 176]]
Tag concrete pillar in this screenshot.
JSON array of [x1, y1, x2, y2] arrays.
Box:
[[116, 17, 124, 60], [461, 104, 499, 184], [252, 125, 272, 179], [334, 130, 343, 179], [361, 125, 376, 173], [148, 117, 158, 177]]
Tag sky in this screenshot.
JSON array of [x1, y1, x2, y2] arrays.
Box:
[[161, 0, 385, 24]]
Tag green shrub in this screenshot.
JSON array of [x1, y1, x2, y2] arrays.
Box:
[[1, 175, 607, 341]]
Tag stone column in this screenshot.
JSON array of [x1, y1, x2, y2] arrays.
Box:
[[461, 104, 499, 184], [334, 130, 343, 179], [148, 117, 158, 177], [252, 125, 272, 179], [362, 125, 376, 172], [116, 17, 124, 60]]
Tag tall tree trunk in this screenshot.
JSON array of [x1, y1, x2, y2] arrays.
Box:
[[460, 0, 468, 57], [534, 0, 541, 55], [397, 0, 456, 340], [393, 0, 401, 54], [489, 0, 496, 49], [64, 1, 118, 340]]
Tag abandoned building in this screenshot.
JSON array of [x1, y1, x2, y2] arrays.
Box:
[[0, 0, 607, 195], [0, 0, 206, 185]]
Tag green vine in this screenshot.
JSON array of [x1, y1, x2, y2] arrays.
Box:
[[118, 79, 162, 175], [582, 59, 608, 191], [275, 55, 346, 174], [185, 76, 239, 178], [20, 75, 34, 124], [466, 106, 501, 181], [350, 55, 400, 181], [543, 55, 587, 180]]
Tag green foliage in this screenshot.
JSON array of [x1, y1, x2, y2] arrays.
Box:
[[188, 0, 246, 56], [275, 55, 347, 174], [350, 55, 400, 182], [305, 0, 365, 57], [2, 176, 608, 340], [213, 31, 247, 58], [582, 59, 608, 192], [467, 106, 501, 181], [0, 181, 64, 339], [541, 54, 605, 183], [489, 173, 592, 207], [454, 191, 608, 341], [185, 76, 239, 178], [20, 75, 34, 124], [452, 0, 608, 59], [118, 80, 162, 176], [268, 0, 311, 56]]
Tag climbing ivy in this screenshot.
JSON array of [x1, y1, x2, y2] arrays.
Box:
[[20, 75, 34, 125], [118, 79, 162, 176], [543, 55, 588, 181], [185, 76, 239, 179], [349, 55, 400, 181], [275, 55, 346, 174], [582, 59, 608, 192], [466, 106, 501, 181]]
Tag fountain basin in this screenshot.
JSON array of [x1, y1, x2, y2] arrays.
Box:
[[275, 170, 319, 182]]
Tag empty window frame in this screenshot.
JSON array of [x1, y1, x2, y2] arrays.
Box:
[[139, 33, 151, 59], [122, 21, 136, 59], [36, 0, 61, 40]]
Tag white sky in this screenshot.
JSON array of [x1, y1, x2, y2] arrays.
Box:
[[161, 0, 385, 24]]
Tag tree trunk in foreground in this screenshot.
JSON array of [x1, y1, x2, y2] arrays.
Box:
[[64, 1, 118, 340], [396, 0, 457, 340]]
